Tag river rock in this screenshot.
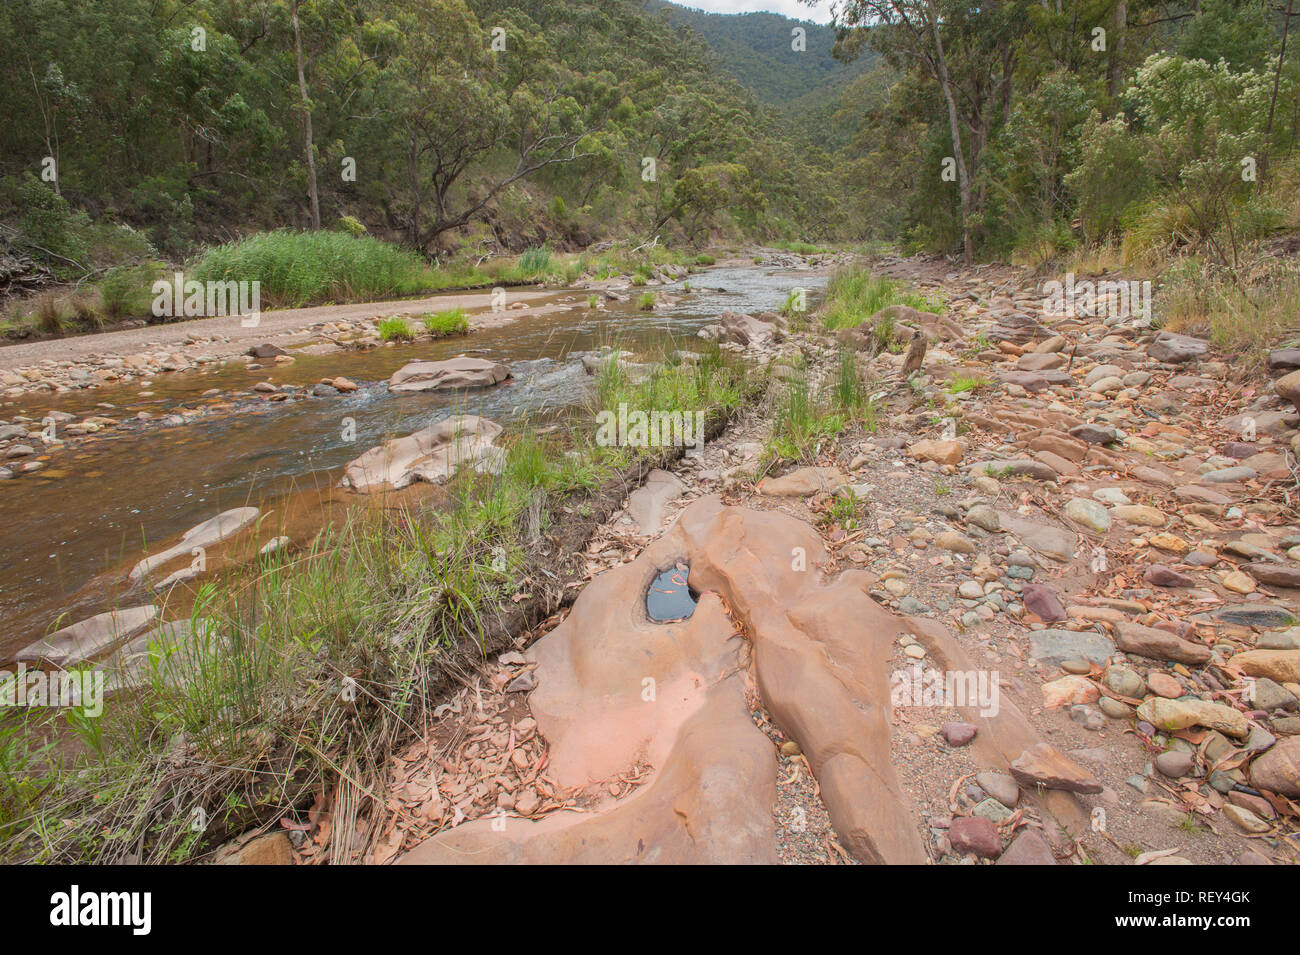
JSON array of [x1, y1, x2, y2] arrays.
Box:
[[995, 829, 1057, 865], [948, 816, 1001, 858], [1248, 737, 1300, 796], [997, 511, 1075, 562], [1114, 621, 1211, 665], [1110, 504, 1166, 527], [1276, 369, 1300, 415], [975, 771, 1020, 808], [15, 605, 159, 666], [1144, 564, 1195, 588], [1010, 743, 1103, 794], [1137, 697, 1249, 738], [1228, 649, 1300, 684], [388, 357, 510, 392], [908, 439, 963, 466], [340, 415, 503, 491], [1029, 628, 1115, 666], [1148, 331, 1208, 363], [710, 309, 785, 347], [1020, 584, 1065, 622], [1064, 498, 1110, 533], [1155, 750, 1195, 778], [1244, 563, 1300, 588]]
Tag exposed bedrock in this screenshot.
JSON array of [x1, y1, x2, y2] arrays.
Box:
[[402, 496, 1083, 865]]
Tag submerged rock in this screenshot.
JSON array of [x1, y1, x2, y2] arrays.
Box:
[[127, 507, 261, 582], [15, 605, 158, 666]]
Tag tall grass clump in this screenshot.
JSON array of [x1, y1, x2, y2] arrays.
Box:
[[766, 374, 845, 464], [190, 230, 435, 308], [822, 266, 941, 330], [512, 245, 553, 281], [377, 315, 414, 341], [422, 307, 469, 337]]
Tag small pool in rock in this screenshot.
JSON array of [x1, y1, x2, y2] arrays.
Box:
[[646, 564, 697, 622]]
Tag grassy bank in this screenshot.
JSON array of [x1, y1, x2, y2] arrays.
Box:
[[0, 232, 725, 339], [0, 345, 754, 863]]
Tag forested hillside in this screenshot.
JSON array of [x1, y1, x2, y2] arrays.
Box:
[[0, 0, 848, 274], [649, 3, 872, 105]]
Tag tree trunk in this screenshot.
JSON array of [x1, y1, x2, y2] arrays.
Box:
[[1106, 0, 1128, 106], [408, 130, 421, 247], [928, 0, 973, 264], [292, 0, 321, 231], [1261, 0, 1294, 187]]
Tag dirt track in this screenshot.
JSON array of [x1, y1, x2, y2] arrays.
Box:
[[0, 287, 563, 372]]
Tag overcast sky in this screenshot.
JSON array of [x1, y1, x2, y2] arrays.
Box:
[[668, 1, 834, 25]]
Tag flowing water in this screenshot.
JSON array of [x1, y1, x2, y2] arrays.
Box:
[[0, 266, 826, 658]]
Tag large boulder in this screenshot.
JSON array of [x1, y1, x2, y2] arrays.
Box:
[[699, 310, 785, 347], [339, 415, 503, 491], [388, 357, 510, 393]]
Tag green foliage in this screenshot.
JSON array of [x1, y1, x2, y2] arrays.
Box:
[[377, 315, 414, 341], [421, 307, 468, 337], [12, 176, 90, 274], [336, 215, 368, 237], [822, 266, 939, 330], [191, 231, 435, 308], [514, 246, 553, 280], [98, 263, 162, 319]]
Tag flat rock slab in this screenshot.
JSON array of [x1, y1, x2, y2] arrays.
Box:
[[997, 510, 1076, 562], [15, 605, 158, 666], [128, 507, 260, 582], [388, 357, 510, 392], [626, 469, 684, 535], [1029, 628, 1115, 666], [757, 466, 847, 497], [340, 415, 503, 491], [399, 678, 776, 864]]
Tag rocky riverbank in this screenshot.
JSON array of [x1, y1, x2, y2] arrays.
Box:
[[327, 254, 1299, 866]]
